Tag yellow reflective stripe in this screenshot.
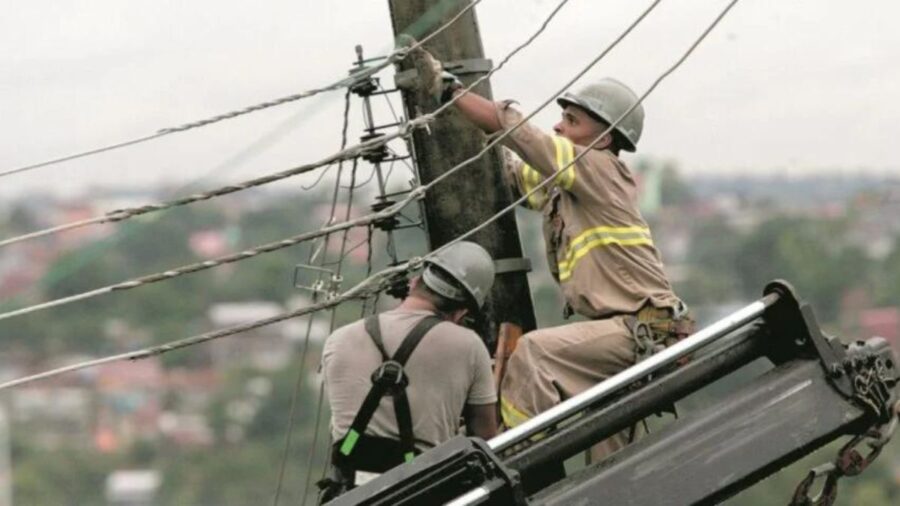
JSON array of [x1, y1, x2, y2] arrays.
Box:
[[500, 397, 530, 428], [551, 136, 576, 190], [559, 237, 654, 281], [562, 226, 653, 269], [520, 163, 547, 209], [558, 226, 654, 281], [569, 225, 651, 251]]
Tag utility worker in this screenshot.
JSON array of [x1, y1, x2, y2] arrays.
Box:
[[319, 241, 498, 502], [409, 48, 694, 461]]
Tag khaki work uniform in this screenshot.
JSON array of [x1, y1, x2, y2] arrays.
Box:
[[323, 308, 496, 451], [494, 101, 685, 457]]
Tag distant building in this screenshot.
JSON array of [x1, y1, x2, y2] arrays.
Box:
[[105, 469, 161, 506], [188, 230, 230, 258], [207, 302, 293, 370], [7, 387, 93, 448], [859, 307, 900, 353], [93, 359, 165, 452]]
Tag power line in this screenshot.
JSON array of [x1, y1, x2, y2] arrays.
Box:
[[0, 173, 428, 323], [2, 0, 550, 251], [0, 92, 324, 316], [0, 0, 618, 323], [0, 0, 483, 180], [300, 381, 329, 506], [0, 133, 169, 179], [295, 163, 362, 505], [274, 163, 363, 505], [0, 261, 413, 391], [435, 0, 742, 256], [0, 0, 696, 387], [0, 0, 556, 252], [0, 128, 416, 249], [271, 89, 354, 506]]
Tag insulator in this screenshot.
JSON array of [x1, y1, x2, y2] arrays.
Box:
[[350, 76, 378, 97], [360, 133, 389, 163], [371, 198, 400, 231], [385, 269, 410, 300]]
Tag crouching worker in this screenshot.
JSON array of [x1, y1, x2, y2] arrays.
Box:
[[406, 45, 694, 466], [318, 241, 498, 503]]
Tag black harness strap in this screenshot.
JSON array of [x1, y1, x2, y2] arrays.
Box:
[[336, 314, 442, 469], [364, 316, 390, 361]]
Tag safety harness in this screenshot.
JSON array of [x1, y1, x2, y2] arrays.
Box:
[[623, 301, 695, 444], [628, 301, 694, 365], [319, 314, 442, 502]]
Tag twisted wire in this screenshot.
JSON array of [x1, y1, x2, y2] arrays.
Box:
[[0, 0, 699, 388], [0, 0, 610, 322], [0, 0, 483, 180], [0, 0, 529, 251], [0, 128, 412, 249], [272, 90, 353, 506], [0, 261, 414, 391], [0, 0, 741, 394], [434, 0, 741, 256], [295, 163, 362, 504], [300, 381, 329, 506], [297, 160, 361, 504]]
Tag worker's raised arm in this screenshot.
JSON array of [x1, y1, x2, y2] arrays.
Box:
[[405, 43, 501, 133], [450, 88, 502, 134]]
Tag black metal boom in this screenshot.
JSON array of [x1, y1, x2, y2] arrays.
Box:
[[327, 281, 899, 505]]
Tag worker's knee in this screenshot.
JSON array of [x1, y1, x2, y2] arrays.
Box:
[[506, 330, 551, 372], [502, 330, 560, 394]]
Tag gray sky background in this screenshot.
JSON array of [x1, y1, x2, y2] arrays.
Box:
[[2, 0, 899, 199]]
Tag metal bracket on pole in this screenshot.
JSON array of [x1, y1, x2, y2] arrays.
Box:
[[293, 264, 343, 300], [494, 257, 532, 275], [394, 58, 493, 90]]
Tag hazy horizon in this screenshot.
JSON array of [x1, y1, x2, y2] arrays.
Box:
[[3, 0, 900, 198]]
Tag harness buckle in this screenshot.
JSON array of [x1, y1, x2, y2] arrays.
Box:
[[371, 360, 408, 390]]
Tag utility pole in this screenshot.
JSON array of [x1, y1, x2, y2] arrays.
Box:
[[388, 0, 537, 346]]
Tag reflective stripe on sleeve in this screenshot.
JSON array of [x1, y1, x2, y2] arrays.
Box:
[[520, 163, 548, 209], [551, 136, 576, 190], [558, 226, 654, 281]]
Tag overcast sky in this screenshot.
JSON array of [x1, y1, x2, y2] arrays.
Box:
[[2, 0, 899, 199]]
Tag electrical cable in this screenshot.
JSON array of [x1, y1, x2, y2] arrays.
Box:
[[434, 0, 742, 256], [0, 0, 536, 251], [0, 0, 577, 320], [296, 162, 360, 504], [0, 0, 484, 180], [345, 161, 383, 190], [0, 0, 704, 386], [296, 160, 361, 505], [300, 162, 337, 192], [0, 84, 329, 316], [272, 90, 353, 506], [0, 184, 420, 323], [0, 260, 414, 391], [0, 130, 411, 249], [300, 381, 329, 506]]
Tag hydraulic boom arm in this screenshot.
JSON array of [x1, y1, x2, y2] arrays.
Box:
[[328, 281, 899, 505]]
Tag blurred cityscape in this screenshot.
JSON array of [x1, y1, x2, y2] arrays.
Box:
[[0, 162, 899, 504]]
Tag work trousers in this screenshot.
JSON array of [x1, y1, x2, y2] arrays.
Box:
[[500, 315, 636, 460]]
